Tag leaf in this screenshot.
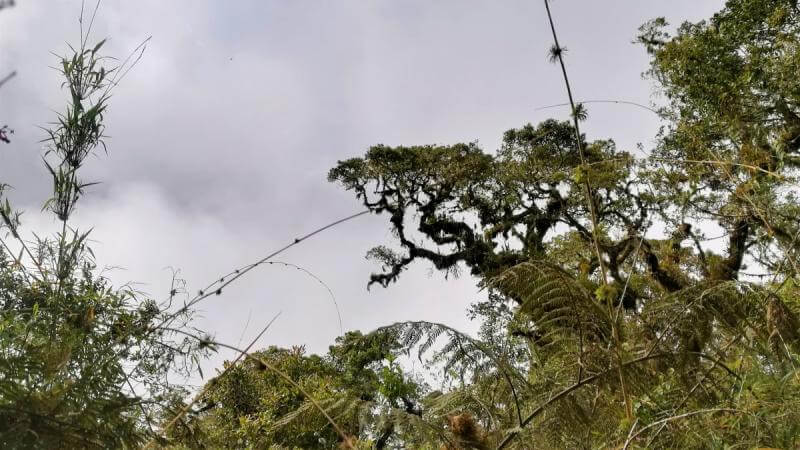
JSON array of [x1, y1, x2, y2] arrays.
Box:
[[92, 39, 107, 54]]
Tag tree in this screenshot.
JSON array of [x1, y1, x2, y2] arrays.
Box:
[[168, 332, 428, 449], [322, 0, 800, 447]]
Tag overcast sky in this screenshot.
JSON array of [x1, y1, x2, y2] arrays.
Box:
[[1, 1, 724, 380]]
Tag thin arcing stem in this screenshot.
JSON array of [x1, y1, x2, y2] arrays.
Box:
[[536, 99, 660, 115], [162, 209, 369, 328], [97, 209, 370, 402], [101, 36, 152, 99], [268, 260, 343, 335], [81, 0, 102, 50]]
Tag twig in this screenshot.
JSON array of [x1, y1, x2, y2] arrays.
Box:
[[107, 209, 368, 368], [79, 0, 101, 49], [236, 308, 253, 349], [623, 417, 639, 447], [542, 0, 632, 420], [651, 157, 785, 179]]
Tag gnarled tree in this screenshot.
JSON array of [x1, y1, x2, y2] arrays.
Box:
[[326, 0, 800, 447]]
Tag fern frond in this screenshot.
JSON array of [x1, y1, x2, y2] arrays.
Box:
[[491, 261, 612, 360], [641, 281, 791, 360], [367, 321, 519, 382]]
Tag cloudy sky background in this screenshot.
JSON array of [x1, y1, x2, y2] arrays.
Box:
[[1, 1, 723, 381]]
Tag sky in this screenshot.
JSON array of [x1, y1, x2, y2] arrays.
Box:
[[0, 1, 724, 381]]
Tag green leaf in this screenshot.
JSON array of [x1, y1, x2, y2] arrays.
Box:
[[92, 39, 107, 54]]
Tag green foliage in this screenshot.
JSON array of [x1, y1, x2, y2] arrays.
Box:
[[5, 0, 800, 448], [0, 24, 208, 449], [189, 346, 346, 448], [320, 0, 800, 448], [0, 249, 206, 448], [168, 334, 428, 449]]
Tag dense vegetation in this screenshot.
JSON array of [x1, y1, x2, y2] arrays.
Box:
[[0, 19, 210, 448], [3, 0, 800, 448]]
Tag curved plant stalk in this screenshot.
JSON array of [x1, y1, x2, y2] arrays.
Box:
[[535, 98, 660, 115], [105, 209, 369, 392], [266, 260, 344, 335]]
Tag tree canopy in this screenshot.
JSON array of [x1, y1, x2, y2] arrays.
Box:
[[323, 0, 800, 447]]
